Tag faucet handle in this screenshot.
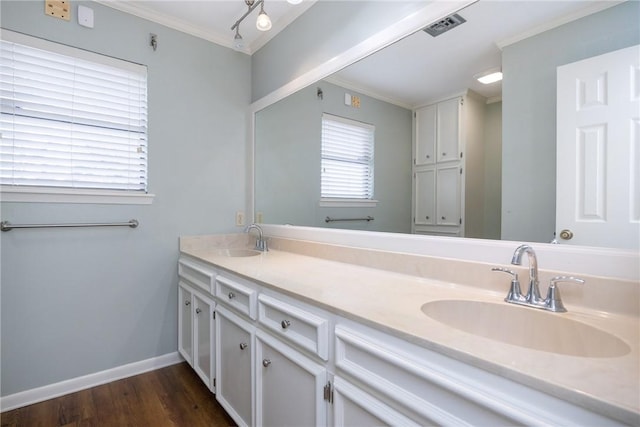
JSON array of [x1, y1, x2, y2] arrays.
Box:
[[492, 267, 525, 303], [545, 276, 585, 312]]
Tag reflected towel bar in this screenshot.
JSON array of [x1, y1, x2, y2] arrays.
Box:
[[325, 216, 374, 223], [1, 219, 139, 232]]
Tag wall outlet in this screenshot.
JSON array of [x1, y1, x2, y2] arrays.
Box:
[[235, 211, 245, 226], [45, 0, 71, 21], [256, 212, 263, 223]]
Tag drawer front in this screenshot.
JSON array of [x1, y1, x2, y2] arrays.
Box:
[[335, 326, 522, 426], [215, 275, 258, 320], [178, 258, 216, 294], [258, 294, 329, 360]]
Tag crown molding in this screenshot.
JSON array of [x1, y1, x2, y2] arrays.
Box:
[[496, 0, 624, 50]]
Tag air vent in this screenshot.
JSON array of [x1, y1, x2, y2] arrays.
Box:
[[423, 13, 466, 37]]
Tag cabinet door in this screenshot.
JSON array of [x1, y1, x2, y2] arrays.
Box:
[[178, 283, 193, 365], [255, 330, 327, 427], [436, 97, 461, 163], [436, 164, 461, 226], [414, 168, 436, 225], [333, 376, 420, 427], [193, 292, 215, 391], [414, 104, 436, 166], [216, 306, 254, 427]]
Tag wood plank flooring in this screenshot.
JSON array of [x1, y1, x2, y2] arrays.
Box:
[[1, 362, 236, 427]]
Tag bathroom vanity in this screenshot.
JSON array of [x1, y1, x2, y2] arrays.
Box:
[[178, 233, 639, 426]]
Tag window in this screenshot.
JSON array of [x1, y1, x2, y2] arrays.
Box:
[[0, 30, 150, 203], [321, 114, 374, 202]]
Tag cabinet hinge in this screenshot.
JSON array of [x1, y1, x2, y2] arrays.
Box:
[[460, 218, 462, 225], [460, 152, 463, 159], [213, 378, 216, 388], [460, 168, 463, 174], [213, 310, 216, 319], [323, 381, 334, 404]]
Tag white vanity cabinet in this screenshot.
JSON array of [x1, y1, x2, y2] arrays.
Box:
[[412, 91, 487, 237], [255, 329, 328, 427], [178, 282, 216, 391], [215, 305, 255, 427], [177, 257, 216, 392]]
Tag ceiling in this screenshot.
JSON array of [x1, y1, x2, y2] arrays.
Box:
[[98, 0, 621, 107]]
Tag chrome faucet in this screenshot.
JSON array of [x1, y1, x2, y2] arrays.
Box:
[[511, 244, 542, 304], [245, 223, 268, 251], [492, 244, 584, 312]]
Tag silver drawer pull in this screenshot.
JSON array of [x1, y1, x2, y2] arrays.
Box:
[[228, 292, 235, 299], [262, 359, 271, 367], [239, 342, 248, 350], [281, 320, 291, 329]]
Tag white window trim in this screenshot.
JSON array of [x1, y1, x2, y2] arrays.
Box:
[[0, 185, 154, 204], [0, 29, 152, 205]]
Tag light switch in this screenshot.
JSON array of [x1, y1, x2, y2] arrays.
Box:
[[78, 5, 94, 28]]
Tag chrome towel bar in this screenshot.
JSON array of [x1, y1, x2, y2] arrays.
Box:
[[325, 216, 374, 223], [1, 219, 139, 232]]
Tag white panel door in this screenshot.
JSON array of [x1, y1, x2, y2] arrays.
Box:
[[415, 104, 436, 166], [436, 164, 461, 226], [193, 292, 215, 391], [414, 168, 436, 225], [178, 283, 193, 365], [436, 97, 461, 163], [557, 44, 640, 249]]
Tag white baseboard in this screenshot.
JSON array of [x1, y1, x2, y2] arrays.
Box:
[[0, 351, 183, 412]]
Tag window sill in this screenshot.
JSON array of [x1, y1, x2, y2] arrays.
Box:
[[0, 186, 155, 205], [319, 198, 378, 208]]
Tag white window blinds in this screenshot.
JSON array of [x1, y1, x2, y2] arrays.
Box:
[[321, 114, 374, 199], [0, 31, 148, 192]]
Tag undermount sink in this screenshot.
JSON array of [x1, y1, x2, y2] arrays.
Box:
[[421, 300, 630, 358], [214, 248, 261, 257]]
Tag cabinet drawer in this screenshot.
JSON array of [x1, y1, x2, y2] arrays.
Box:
[[335, 326, 520, 426], [258, 294, 329, 360], [178, 258, 216, 294], [215, 274, 258, 320]]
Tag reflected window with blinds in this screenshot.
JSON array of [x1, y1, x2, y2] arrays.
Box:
[[320, 113, 374, 201], [0, 31, 148, 193]]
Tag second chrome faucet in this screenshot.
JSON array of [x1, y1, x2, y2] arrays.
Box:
[[492, 244, 584, 312]]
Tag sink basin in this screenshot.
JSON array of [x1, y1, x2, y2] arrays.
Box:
[[421, 300, 630, 358], [214, 248, 261, 257]]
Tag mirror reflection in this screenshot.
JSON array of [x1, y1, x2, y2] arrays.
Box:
[[255, 0, 639, 249]]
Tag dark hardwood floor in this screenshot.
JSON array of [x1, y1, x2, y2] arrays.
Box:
[[1, 362, 236, 427]]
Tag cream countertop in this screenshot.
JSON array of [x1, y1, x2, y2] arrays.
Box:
[[180, 235, 639, 425]]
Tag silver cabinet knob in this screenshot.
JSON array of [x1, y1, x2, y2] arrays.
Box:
[[185, 300, 191, 306], [281, 320, 291, 329], [441, 216, 446, 220], [442, 152, 447, 156], [239, 342, 248, 350], [195, 308, 202, 314], [262, 359, 271, 367], [228, 292, 235, 299]]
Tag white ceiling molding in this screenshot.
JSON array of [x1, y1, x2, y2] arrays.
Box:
[[496, 0, 624, 49]]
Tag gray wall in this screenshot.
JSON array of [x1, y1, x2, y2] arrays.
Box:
[[0, 1, 250, 396], [251, 1, 428, 102], [255, 81, 412, 233], [501, 1, 640, 242], [483, 101, 502, 241]]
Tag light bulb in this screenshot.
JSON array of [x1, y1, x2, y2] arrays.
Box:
[[287, 0, 302, 4], [234, 32, 244, 51], [256, 6, 272, 31]]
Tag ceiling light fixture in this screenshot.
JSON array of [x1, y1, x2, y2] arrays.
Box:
[[475, 69, 503, 84], [231, 0, 281, 44], [255, 2, 272, 31], [233, 26, 244, 51]]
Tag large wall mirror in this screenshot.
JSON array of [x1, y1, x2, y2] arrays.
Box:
[[254, 0, 639, 250]]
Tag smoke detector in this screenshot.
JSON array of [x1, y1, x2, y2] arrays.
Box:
[[423, 13, 466, 37]]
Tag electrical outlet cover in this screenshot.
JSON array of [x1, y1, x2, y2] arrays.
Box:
[[45, 0, 71, 21]]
